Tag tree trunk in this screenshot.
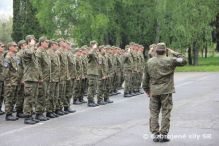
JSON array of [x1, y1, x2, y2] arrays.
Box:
[[155, 19, 160, 43], [192, 42, 199, 66], [204, 42, 208, 58], [188, 47, 193, 65]]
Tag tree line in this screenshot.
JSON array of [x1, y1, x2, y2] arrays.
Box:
[[12, 0, 219, 65]]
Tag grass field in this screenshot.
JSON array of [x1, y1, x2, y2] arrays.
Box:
[[176, 56, 219, 72]]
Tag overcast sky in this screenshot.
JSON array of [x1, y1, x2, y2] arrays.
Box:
[[0, 0, 13, 19]]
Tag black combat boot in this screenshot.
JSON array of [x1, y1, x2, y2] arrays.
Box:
[[5, 114, 17, 121], [130, 91, 136, 96], [79, 97, 87, 103], [104, 98, 114, 104], [52, 112, 59, 117], [24, 116, 37, 125], [124, 93, 132, 98], [64, 107, 76, 113], [46, 112, 56, 118], [35, 114, 48, 121], [16, 112, 26, 118], [152, 134, 160, 142], [73, 98, 82, 105], [97, 100, 107, 105], [55, 109, 64, 116], [159, 134, 170, 142], [87, 101, 98, 107], [16, 109, 26, 118]]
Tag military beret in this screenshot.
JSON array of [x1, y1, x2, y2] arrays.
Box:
[[38, 36, 48, 43], [129, 42, 135, 45], [7, 42, 17, 48], [156, 42, 166, 50], [57, 38, 65, 43], [18, 40, 26, 47], [90, 40, 98, 46], [25, 35, 35, 42], [49, 40, 58, 45]]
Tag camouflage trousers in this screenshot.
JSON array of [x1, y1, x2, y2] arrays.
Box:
[[97, 79, 107, 101], [15, 83, 24, 112], [104, 78, 110, 100], [124, 71, 133, 94], [149, 93, 173, 135], [23, 81, 38, 116], [47, 82, 59, 112], [112, 71, 121, 92], [0, 81, 4, 108], [64, 80, 72, 108], [57, 81, 66, 110], [36, 81, 50, 114], [4, 81, 17, 114], [81, 78, 88, 95], [108, 74, 114, 94], [74, 79, 82, 101], [87, 75, 98, 102], [133, 71, 142, 92]]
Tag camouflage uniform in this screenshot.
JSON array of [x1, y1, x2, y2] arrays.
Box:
[[47, 48, 60, 113], [21, 46, 41, 117], [15, 48, 25, 113], [96, 53, 107, 102], [3, 53, 19, 114], [56, 49, 68, 110], [142, 47, 187, 135], [35, 47, 51, 114], [74, 54, 83, 103], [0, 53, 4, 112], [87, 49, 99, 103], [123, 51, 134, 95]]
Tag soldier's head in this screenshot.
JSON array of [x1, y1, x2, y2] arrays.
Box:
[[0, 42, 5, 53], [18, 40, 27, 50], [90, 40, 98, 49], [156, 42, 166, 55], [39, 36, 49, 49], [25, 35, 36, 46], [57, 38, 66, 49], [7, 42, 18, 53], [49, 40, 58, 51]]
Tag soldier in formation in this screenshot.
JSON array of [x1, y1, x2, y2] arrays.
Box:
[[0, 37, 147, 124]]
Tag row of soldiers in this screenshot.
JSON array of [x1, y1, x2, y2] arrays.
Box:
[[0, 35, 145, 124]]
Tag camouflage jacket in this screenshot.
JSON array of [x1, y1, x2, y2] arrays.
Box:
[[56, 49, 70, 81], [47, 49, 60, 82], [0, 54, 4, 81], [87, 50, 99, 76], [20, 46, 42, 82], [36, 47, 51, 82], [67, 51, 77, 79], [3, 53, 20, 85], [142, 52, 187, 96]]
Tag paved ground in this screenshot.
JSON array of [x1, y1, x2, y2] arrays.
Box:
[[0, 72, 219, 146]]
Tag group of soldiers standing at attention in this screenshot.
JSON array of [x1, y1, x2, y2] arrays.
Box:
[[0, 35, 146, 124]]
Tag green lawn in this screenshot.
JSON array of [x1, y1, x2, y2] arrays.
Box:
[[176, 57, 219, 72]]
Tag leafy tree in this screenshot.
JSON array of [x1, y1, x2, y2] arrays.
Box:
[[12, 0, 44, 42]]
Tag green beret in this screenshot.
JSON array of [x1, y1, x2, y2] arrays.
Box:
[[156, 42, 166, 50], [49, 40, 58, 45], [25, 35, 35, 42], [57, 38, 65, 43], [7, 42, 17, 48], [39, 36, 48, 43], [90, 40, 98, 46], [129, 42, 135, 45], [18, 40, 26, 47]]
